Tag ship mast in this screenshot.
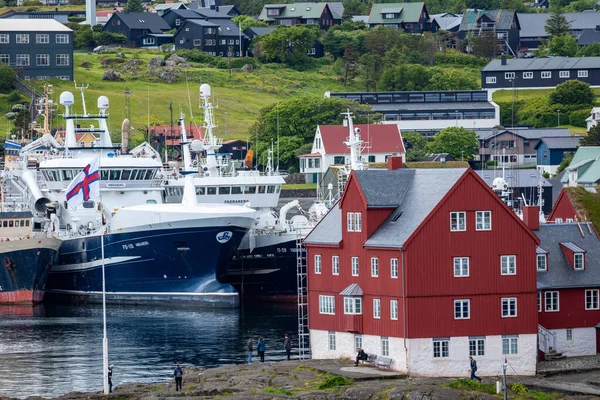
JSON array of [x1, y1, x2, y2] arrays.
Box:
[[199, 84, 222, 177]]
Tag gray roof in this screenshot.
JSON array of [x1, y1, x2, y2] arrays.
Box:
[[245, 27, 275, 36], [0, 19, 72, 32], [561, 241, 586, 252], [518, 12, 600, 39], [476, 169, 552, 188], [548, 171, 565, 205], [327, 2, 344, 19], [534, 136, 582, 150], [536, 223, 600, 289], [164, 9, 206, 19], [304, 203, 342, 245], [340, 283, 362, 296], [577, 28, 600, 46], [371, 102, 495, 112], [215, 19, 248, 37], [186, 19, 219, 27], [459, 9, 517, 32], [0, 211, 33, 218], [537, 246, 548, 254], [363, 169, 467, 248], [113, 12, 170, 32], [474, 127, 572, 141], [482, 56, 600, 72], [430, 13, 462, 31], [194, 7, 234, 19], [355, 169, 415, 208], [352, 15, 369, 23]]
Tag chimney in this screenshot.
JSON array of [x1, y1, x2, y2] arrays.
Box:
[[523, 206, 540, 231], [387, 156, 403, 171], [501, 55, 507, 65]]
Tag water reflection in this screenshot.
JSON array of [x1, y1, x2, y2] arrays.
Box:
[[0, 303, 297, 398]]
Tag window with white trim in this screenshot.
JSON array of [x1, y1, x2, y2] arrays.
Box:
[[585, 289, 599, 310], [332, 256, 339, 275], [16, 54, 30, 66], [545, 291, 559, 312], [328, 331, 336, 350], [541, 71, 551, 79], [193, 39, 201, 46], [578, 70, 588, 78], [0, 34, 8, 43], [56, 54, 69, 66], [56, 34, 69, 44], [476, 211, 491, 230], [454, 257, 469, 277], [450, 212, 466, 231], [36, 54, 49, 66], [319, 295, 335, 314], [433, 338, 449, 358], [505, 72, 515, 80], [373, 298, 381, 319], [502, 297, 517, 317], [454, 299, 470, 319], [391, 258, 398, 278], [559, 70, 570, 78], [390, 300, 398, 320], [351, 256, 359, 276], [344, 296, 362, 314], [501, 255, 516, 275], [538, 292, 542, 312], [371, 257, 379, 277], [355, 212, 362, 232], [142, 38, 155, 45], [502, 336, 518, 355], [36, 34, 49, 44], [537, 254, 547, 271], [175, 19, 181, 26], [16, 34, 29, 44], [314, 254, 321, 274], [566, 329, 573, 341], [523, 72, 533, 79], [566, 218, 574, 223], [347, 212, 363, 232], [0, 54, 8, 65], [381, 337, 389, 356], [469, 337, 485, 356], [574, 253, 584, 270], [486, 76, 496, 84], [555, 218, 563, 223], [354, 335, 362, 352]]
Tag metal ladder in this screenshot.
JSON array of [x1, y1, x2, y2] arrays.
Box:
[[296, 234, 310, 360]]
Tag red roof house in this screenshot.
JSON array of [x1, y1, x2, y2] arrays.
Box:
[[304, 159, 540, 376]]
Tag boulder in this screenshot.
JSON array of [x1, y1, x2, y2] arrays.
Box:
[[148, 56, 165, 69], [156, 67, 181, 83], [102, 70, 123, 81], [167, 54, 187, 65], [242, 63, 253, 72]]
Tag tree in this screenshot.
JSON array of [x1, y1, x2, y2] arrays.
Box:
[[428, 127, 479, 160], [543, 34, 578, 57], [471, 31, 500, 60], [428, 68, 478, 91], [545, 8, 571, 37], [74, 25, 95, 49], [124, 0, 145, 13], [358, 53, 382, 91], [259, 25, 318, 68], [402, 132, 428, 162], [581, 124, 600, 146], [232, 15, 268, 32], [549, 80, 595, 106], [0, 64, 17, 93], [378, 64, 432, 91], [341, 45, 359, 86]]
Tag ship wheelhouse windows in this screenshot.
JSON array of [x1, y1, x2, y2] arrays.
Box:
[[121, 169, 132, 180], [145, 170, 154, 180], [2, 221, 7, 227], [61, 169, 74, 181], [101, 170, 109, 181], [130, 170, 139, 180], [267, 185, 276, 194], [136, 169, 146, 180], [258, 186, 266, 194], [207, 187, 217, 195], [8, 220, 13, 227], [196, 187, 206, 195], [25, 220, 30, 227], [219, 187, 231, 195], [15, 220, 19, 227], [244, 186, 256, 194], [232, 186, 243, 194], [276, 186, 280, 193], [49, 170, 59, 181], [109, 170, 121, 180]]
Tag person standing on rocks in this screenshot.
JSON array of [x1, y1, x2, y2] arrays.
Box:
[[174, 363, 183, 391], [247, 338, 253, 364], [258, 337, 266, 362], [108, 364, 114, 393], [469, 356, 482, 383], [284, 335, 292, 361]]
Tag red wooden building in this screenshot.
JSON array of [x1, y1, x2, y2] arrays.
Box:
[[304, 159, 540, 376], [547, 188, 578, 223]]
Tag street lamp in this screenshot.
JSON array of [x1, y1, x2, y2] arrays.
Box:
[[557, 109, 561, 127]]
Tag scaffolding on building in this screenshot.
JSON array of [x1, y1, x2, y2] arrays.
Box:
[[296, 234, 310, 359]]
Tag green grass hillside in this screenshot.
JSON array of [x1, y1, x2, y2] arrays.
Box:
[[2, 49, 362, 142]]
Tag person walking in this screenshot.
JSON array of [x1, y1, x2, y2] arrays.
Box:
[[247, 338, 253, 364], [257, 337, 266, 362], [284, 335, 292, 361], [174, 363, 183, 391], [469, 356, 482, 383], [107, 364, 114, 393]]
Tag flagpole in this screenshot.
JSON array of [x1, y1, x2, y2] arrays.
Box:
[[99, 155, 109, 395]]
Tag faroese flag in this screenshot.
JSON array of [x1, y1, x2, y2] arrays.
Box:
[[66, 158, 100, 209]]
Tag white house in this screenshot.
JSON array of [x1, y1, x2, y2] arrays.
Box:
[[298, 123, 405, 183], [585, 107, 600, 131]]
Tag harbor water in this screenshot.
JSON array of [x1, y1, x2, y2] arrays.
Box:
[[0, 303, 298, 398]]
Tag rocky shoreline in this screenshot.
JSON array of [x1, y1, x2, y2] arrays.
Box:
[[6, 359, 599, 400]]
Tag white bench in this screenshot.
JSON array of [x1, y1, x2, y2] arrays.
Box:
[[362, 354, 393, 369]]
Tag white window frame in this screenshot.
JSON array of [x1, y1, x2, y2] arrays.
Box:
[[16, 34, 29, 44], [373, 298, 381, 319], [319, 295, 335, 314], [16, 54, 30, 66], [541, 71, 551, 79], [56, 54, 69, 66], [450, 212, 466, 231], [371, 257, 379, 277], [538, 292, 542, 312], [469, 337, 485, 356], [56, 34, 69, 44], [0, 54, 9, 64], [328, 331, 336, 350], [351, 256, 359, 276], [381, 337, 389, 356], [559, 70, 570, 78], [314, 254, 321, 274], [476, 211, 491, 231], [502, 297, 517, 317], [501, 255, 516, 275], [523, 71, 533, 79], [332, 255, 339, 275], [486, 76, 496, 84], [574, 253, 584, 270], [36, 54, 49, 67], [505, 72, 515, 80], [433, 339, 449, 358], [555, 218, 563, 223], [175, 18, 181, 26], [354, 335, 362, 352], [578, 70, 588, 78], [344, 296, 362, 315], [0, 34, 8, 44], [454, 299, 470, 319], [355, 212, 362, 232], [502, 336, 518, 355], [391, 258, 398, 278], [566, 329, 573, 341], [142, 38, 155, 45], [193, 39, 201, 46], [347, 212, 355, 232], [36, 34, 49, 44], [390, 300, 398, 320], [545, 291, 559, 312], [453, 257, 469, 277], [585, 289, 599, 310], [537, 254, 547, 271]]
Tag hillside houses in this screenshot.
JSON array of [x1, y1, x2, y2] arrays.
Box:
[[367, 3, 438, 33], [258, 2, 341, 29]]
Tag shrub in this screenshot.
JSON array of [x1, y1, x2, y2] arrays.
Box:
[[6, 91, 21, 102], [511, 383, 528, 395], [486, 160, 498, 168], [171, 49, 227, 68], [68, 16, 86, 23], [549, 80, 594, 106], [230, 57, 256, 69], [569, 108, 591, 128], [317, 375, 350, 390], [21, 0, 42, 5], [0, 64, 17, 93]]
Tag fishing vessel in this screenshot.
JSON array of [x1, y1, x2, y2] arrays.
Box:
[[18, 87, 256, 307]]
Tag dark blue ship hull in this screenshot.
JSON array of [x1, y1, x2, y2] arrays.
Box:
[[218, 237, 300, 302], [45, 226, 248, 307], [0, 238, 61, 304]]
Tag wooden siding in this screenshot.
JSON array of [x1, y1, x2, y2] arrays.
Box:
[[538, 288, 600, 330], [547, 189, 576, 222]]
